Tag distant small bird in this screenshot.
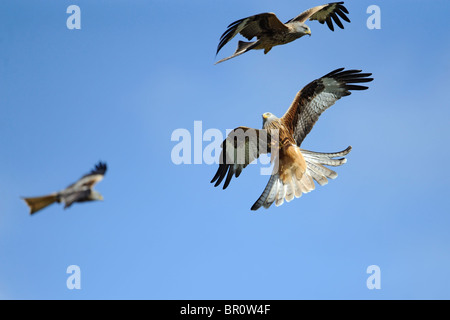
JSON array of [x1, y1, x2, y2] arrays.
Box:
[[211, 68, 373, 210], [22, 162, 107, 214], [215, 2, 350, 64]]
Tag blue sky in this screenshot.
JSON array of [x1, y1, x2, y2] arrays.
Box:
[[1, 0, 449, 299]]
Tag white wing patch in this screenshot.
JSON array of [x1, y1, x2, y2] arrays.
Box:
[[70, 174, 104, 189], [294, 78, 348, 145], [310, 3, 338, 21]]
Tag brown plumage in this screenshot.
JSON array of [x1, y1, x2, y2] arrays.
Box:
[[22, 162, 107, 214], [215, 2, 350, 64], [211, 68, 373, 210]]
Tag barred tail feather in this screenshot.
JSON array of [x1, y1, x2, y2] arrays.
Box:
[[302, 146, 352, 185], [301, 146, 351, 163], [251, 174, 279, 211], [251, 168, 317, 211], [251, 146, 351, 211]]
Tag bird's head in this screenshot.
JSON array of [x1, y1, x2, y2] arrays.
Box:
[[262, 112, 278, 127], [292, 22, 311, 36], [305, 26, 311, 36], [90, 190, 104, 201]]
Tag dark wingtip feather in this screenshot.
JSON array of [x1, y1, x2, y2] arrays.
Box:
[[211, 169, 221, 184], [346, 85, 370, 91], [331, 12, 344, 29], [325, 68, 374, 92], [323, 67, 345, 78], [250, 202, 260, 211], [91, 161, 107, 175], [212, 164, 227, 187], [214, 169, 226, 187], [336, 8, 350, 23], [338, 3, 349, 15], [216, 16, 250, 55], [326, 17, 334, 31], [223, 166, 234, 189], [322, 2, 350, 31]]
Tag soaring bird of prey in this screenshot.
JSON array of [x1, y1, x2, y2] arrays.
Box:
[[211, 68, 373, 210], [22, 162, 107, 214], [215, 2, 350, 64]]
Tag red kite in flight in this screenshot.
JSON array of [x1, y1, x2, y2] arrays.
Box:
[[23, 162, 107, 214], [211, 68, 373, 210], [216, 2, 350, 64]]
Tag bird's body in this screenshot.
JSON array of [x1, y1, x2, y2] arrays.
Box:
[[262, 114, 307, 182], [249, 24, 306, 54], [211, 68, 373, 210], [270, 22, 311, 44], [215, 2, 349, 64], [23, 162, 107, 214]]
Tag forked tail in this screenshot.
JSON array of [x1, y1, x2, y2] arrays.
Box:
[[215, 40, 258, 64], [22, 193, 59, 214], [251, 146, 352, 210]]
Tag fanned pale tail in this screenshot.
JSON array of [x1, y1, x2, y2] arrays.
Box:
[[302, 146, 351, 186], [215, 40, 258, 64], [251, 146, 351, 211], [22, 194, 59, 215]]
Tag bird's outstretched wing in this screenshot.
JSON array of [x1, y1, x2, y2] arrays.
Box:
[[217, 13, 288, 55], [67, 161, 107, 189], [281, 68, 373, 146], [287, 2, 350, 31], [211, 127, 272, 189]]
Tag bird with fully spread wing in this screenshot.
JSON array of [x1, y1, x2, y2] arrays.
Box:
[[215, 2, 350, 64], [22, 162, 107, 214], [211, 68, 373, 210]]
